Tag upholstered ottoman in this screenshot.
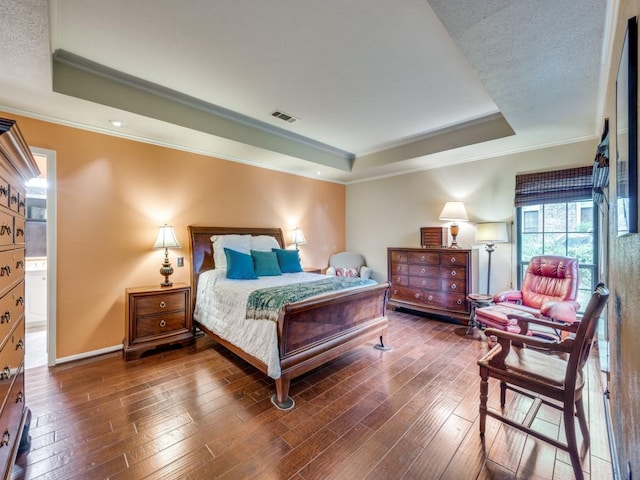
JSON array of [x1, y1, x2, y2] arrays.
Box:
[[475, 303, 538, 333]]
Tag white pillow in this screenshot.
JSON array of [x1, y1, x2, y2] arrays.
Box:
[[210, 234, 251, 270], [250, 235, 281, 252]]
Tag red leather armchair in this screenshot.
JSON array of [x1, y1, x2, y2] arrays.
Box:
[[475, 255, 580, 333]]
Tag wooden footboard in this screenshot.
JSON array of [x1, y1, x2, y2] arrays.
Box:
[[188, 225, 391, 410], [272, 281, 390, 409]]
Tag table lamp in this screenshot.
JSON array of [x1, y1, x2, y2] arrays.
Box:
[[153, 224, 181, 287], [439, 202, 468, 248]]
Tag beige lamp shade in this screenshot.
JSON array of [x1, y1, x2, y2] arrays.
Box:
[[153, 224, 181, 249], [475, 222, 508, 244], [438, 201, 468, 222], [291, 227, 307, 248]]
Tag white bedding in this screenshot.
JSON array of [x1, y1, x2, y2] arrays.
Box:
[[194, 270, 330, 379]]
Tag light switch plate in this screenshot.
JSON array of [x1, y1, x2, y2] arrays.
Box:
[[177, 256, 184, 267]]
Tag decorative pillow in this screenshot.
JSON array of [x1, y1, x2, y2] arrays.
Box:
[[251, 250, 282, 276], [211, 235, 251, 270], [224, 247, 257, 279], [272, 248, 303, 273], [250, 235, 281, 252], [335, 267, 360, 278]]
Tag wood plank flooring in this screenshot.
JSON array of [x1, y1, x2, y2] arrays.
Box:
[[13, 309, 612, 479]]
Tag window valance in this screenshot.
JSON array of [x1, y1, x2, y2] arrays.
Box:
[[514, 166, 594, 207]]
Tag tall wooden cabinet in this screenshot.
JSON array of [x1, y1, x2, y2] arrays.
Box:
[[387, 247, 478, 322], [0, 119, 39, 479]]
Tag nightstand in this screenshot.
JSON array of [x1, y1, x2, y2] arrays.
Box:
[[124, 283, 194, 360], [303, 267, 322, 274]]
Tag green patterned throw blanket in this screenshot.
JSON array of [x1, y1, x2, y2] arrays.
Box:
[[246, 277, 376, 322]]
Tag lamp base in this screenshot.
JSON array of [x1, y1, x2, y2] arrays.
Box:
[[160, 249, 174, 288], [448, 223, 461, 248]]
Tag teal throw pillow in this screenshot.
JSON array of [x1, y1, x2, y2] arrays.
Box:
[[224, 248, 257, 279], [251, 250, 282, 276], [272, 248, 303, 273]]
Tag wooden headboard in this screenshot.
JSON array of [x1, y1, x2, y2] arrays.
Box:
[[188, 226, 285, 308]]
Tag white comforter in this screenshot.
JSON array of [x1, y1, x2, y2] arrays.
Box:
[[194, 270, 329, 379]]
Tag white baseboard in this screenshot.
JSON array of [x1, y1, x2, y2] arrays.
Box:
[[55, 344, 123, 365]]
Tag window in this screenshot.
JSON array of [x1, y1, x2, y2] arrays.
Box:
[[517, 201, 597, 312]]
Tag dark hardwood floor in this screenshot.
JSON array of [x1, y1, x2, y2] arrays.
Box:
[[13, 309, 612, 479]]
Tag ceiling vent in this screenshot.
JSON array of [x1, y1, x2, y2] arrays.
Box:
[[271, 110, 299, 124]]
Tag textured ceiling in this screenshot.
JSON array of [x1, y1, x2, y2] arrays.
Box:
[[0, 0, 613, 183]]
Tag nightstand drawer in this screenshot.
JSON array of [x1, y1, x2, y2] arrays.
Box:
[[134, 311, 188, 340], [134, 291, 186, 317]]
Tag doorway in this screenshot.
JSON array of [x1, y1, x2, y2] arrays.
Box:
[[25, 149, 56, 368]]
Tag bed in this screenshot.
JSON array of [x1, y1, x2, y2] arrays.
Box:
[[188, 226, 390, 410]]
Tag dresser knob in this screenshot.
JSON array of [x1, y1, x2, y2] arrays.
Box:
[[420, 255, 425, 261], [450, 257, 456, 263], [450, 270, 456, 276], [159, 301, 166, 308], [421, 268, 425, 273], [159, 320, 167, 327], [456, 299, 463, 305], [0, 429, 9, 446], [421, 280, 426, 286], [428, 295, 433, 301], [414, 293, 420, 299], [0, 311, 10, 324], [451, 284, 457, 290], [16, 391, 23, 403]]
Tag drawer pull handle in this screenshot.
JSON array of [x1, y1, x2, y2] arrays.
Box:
[[421, 268, 426, 273], [15, 339, 24, 350], [456, 299, 463, 305], [420, 256, 425, 261], [393, 289, 398, 295], [159, 320, 167, 327], [0, 186, 6, 197], [18, 200, 25, 210], [414, 293, 420, 299], [16, 296, 24, 306], [159, 301, 166, 308], [450, 270, 456, 276], [9, 194, 17, 205], [0, 265, 11, 276], [0, 429, 9, 447], [16, 260, 24, 270], [0, 366, 11, 380], [451, 284, 457, 290], [16, 228, 24, 237], [0, 224, 11, 236], [16, 391, 23, 403], [421, 280, 426, 286], [1, 311, 10, 324], [450, 257, 456, 263]]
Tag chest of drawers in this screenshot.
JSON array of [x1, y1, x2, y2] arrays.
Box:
[[124, 284, 194, 360], [387, 247, 477, 322], [0, 118, 40, 478]]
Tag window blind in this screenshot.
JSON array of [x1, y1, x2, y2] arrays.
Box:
[[514, 166, 594, 207]]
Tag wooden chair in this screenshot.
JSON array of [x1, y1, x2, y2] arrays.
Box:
[[477, 283, 609, 480]]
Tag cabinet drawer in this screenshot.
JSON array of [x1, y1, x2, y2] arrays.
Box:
[[441, 266, 466, 281], [390, 285, 423, 303], [0, 318, 24, 405], [134, 311, 188, 340], [439, 252, 468, 266], [390, 262, 408, 276], [135, 291, 186, 317], [0, 365, 24, 477], [409, 276, 440, 290], [441, 278, 466, 294], [0, 249, 24, 296], [439, 293, 468, 312], [408, 264, 440, 277], [0, 282, 24, 343], [388, 250, 407, 263], [390, 274, 408, 287], [407, 251, 439, 265]]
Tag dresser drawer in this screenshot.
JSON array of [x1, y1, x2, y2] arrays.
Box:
[[408, 264, 440, 277], [0, 283, 24, 343], [390, 274, 408, 287], [439, 293, 468, 312], [0, 318, 24, 406], [408, 276, 440, 290], [439, 252, 468, 266], [0, 365, 24, 478], [390, 285, 423, 303], [441, 278, 466, 295], [0, 250, 24, 296], [134, 290, 186, 317], [390, 262, 408, 276], [441, 265, 466, 281], [407, 251, 439, 265], [388, 250, 408, 263]]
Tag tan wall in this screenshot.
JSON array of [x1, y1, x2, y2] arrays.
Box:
[[347, 140, 596, 295], [605, 1, 640, 476], [3, 111, 346, 359]]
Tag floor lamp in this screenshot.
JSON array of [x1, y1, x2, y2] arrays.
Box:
[[475, 222, 508, 294]]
